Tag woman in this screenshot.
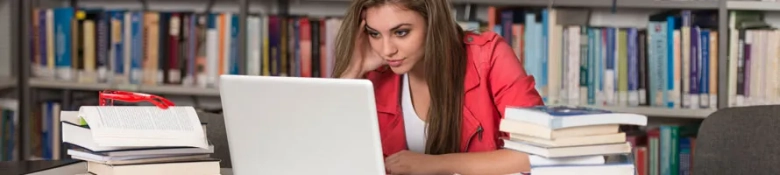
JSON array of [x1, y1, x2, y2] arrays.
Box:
[[333, 0, 544, 174]]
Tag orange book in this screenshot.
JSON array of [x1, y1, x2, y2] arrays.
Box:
[[143, 12, 160, 85], [218, 14, 226, 75]]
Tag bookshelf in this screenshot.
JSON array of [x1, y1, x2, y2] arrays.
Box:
[[7, 0, 779, 166], [28, 79, 220, 96]]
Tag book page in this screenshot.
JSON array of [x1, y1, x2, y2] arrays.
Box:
[[79, 106, 209, 149]]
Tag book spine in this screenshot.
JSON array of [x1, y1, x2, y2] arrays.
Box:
[[54, 8, 74, 81], [700, 30, 710, 109]]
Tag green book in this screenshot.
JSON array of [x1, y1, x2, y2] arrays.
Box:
[[618, 29, 628, 105]]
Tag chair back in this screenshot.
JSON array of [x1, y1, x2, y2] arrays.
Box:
[[693, 105, 780, 175]]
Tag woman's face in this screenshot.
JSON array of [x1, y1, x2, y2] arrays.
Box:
[[364, 3, 427, 74]]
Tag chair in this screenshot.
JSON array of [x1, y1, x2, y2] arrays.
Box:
[[693, 105, 780, 175], [197, 111, 232, 168]]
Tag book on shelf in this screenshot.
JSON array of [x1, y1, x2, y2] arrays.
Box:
[[501, 105, 647, 175], [61, 105, 221, 175], [30, 7, 343, 89], [481, 7, 722, 110], [0, 98, 19, 161]]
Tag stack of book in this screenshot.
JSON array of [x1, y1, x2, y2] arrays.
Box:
[[500, 106, 647, 175], [61, 106, 221, 175]]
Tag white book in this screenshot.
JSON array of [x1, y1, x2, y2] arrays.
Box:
[[504, 106, 647, 129], [763, 30, 771, 104], [561, 27, 569, 106], [509, 132, 626, 148], [247, 16, 261, 76], [748, 30, 758, 105], [87, 159, 220, 175], [504, 140, 632, 158], [206, 28, 219, 87], [605, 70, 615, 106], [41, 9, 56, 79], [529, 155, 605, 166], [68, 149, 210, 165], [124, 12, 133, 84], [77, 106, 209, 149], [569, 26, 581, 106], [548, 10, 562, 106]]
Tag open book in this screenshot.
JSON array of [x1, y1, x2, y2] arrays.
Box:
[[77, 106, 209, 149]]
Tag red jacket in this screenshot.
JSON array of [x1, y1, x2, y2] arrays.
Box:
[[365, 31, 545, 157]]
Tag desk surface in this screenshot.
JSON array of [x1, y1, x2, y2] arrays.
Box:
[[0, 160, 233, 175]]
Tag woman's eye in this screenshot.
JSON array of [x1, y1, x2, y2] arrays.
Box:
[[368, 32, 380, 38], [395, 30, 408, 37]]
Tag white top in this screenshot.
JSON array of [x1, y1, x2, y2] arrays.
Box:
[[402, 74, 427, 153]]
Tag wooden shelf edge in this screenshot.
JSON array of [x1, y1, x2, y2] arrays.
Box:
[[0, 76, 16, 90], [28, 78, 220, 97], [727, 1, 780, 11]]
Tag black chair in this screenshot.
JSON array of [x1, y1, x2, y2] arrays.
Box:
[[693, 105, 780, 175]]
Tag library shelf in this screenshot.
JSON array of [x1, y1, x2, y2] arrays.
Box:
[[28, 78, 220, 97], [616, 0, 719, 9], [583, 105, 716, 119], [0, 76, 15, 90], [726, 0, 780, 11], [298, 0, 718, 9]]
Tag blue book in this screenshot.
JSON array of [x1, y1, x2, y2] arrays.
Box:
[[504, 106, 648, 129], [541, 9, 549, 103], [587, 28, 596, 105], [700, 30, 710, 109], [691, 26, 700, 107], [38, 10, 47, 71], [54, 7, 74, 80], [230, 14, 239, 75], [130, 11, 144, 84], [108, 10, 125, 77], [628, 28, 638, 106], [666, 15, 677, 108]]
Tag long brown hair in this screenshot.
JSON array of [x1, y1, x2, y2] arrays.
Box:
[[332, 0, 468, 155]]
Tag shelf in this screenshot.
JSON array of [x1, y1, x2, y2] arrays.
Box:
[[0, 76, 15, 90], [583, 105, 716, 119], [297, 0, 718, 9], [28, 79, 220, 97], [727, 0, 780, 11], [615, 0, 719, 9]]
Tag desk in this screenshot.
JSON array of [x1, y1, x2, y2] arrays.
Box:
[[0, 160, 233, 175]]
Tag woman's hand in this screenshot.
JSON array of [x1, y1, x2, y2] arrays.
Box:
[[385, 150, 447, 175], [347, 20, 385, 76]]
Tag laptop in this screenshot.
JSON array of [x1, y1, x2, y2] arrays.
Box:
[[219, 75, 386, 175]]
